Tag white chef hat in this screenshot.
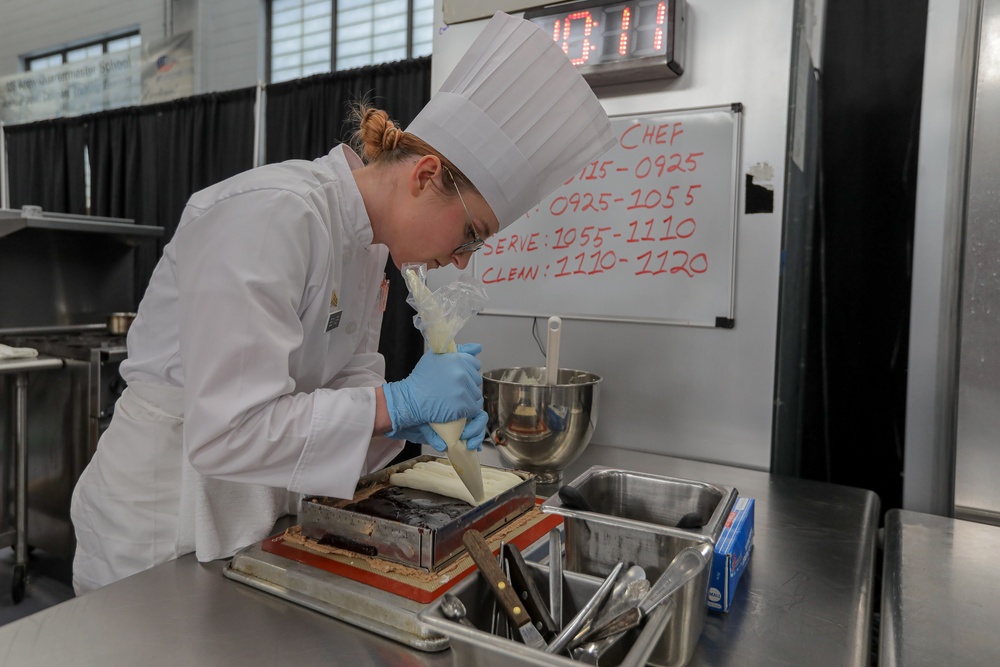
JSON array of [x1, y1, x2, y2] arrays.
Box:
[[407, 11, 615, 231]]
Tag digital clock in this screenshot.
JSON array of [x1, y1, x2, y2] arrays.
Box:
[[524, 0, 686, 86]]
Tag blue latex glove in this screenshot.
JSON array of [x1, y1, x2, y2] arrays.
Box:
[[461, 409, 488, 452], [391, 408, 487, 452], [386, 423, 448, 451], [383, 343, 483, 442], [391, 410, 489, 452]]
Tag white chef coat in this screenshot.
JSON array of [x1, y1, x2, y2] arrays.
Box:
[[70, 144, 403, 593]]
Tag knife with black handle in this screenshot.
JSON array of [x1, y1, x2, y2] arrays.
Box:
[[462, 529, 547, 649], [503, 542, 559, 639]]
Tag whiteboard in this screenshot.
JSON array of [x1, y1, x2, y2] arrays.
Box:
[[474, 104, 742, 327]]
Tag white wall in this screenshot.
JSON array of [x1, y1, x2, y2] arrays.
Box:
[[430, 0, 801, 470], [0, 0, 262, 94]]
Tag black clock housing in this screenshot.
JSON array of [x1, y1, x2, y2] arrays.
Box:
[[525, 0, 687, 86]]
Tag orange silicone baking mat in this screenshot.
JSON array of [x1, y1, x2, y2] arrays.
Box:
[[261, 503, 561, 604]]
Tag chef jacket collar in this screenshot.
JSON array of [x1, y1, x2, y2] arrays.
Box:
[[321, 144, 374, 248]]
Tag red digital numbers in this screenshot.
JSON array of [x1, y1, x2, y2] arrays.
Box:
[[654, 2, 666, 51], [534, 0, 671, 66], [619, 8, 631, 56], [554, 11, 597, 65], [619, 1, 666, 58]]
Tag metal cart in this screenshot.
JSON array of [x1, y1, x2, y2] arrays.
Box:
[[0, 355, 63, 602]]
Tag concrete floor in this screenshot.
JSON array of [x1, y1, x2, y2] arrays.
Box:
[[0, 548, 75, 626]]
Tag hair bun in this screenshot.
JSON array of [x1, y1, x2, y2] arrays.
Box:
[[382, 125, 402, 150]]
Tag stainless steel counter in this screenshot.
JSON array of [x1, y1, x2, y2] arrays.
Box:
[[880, 508, 1000, 666], [0, 445, 880, 666], [0, 356, 64, 375]]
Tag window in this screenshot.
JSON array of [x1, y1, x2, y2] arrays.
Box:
[[268, 0, 433, 83], [26, 32, 140, 71]]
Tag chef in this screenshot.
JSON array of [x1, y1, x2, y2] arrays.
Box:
[[70, 11, 615, 594]]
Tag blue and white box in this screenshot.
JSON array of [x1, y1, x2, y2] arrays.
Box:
[[706, 496, 754, 612]]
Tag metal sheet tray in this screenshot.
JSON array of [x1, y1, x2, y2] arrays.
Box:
[[223, 539, 450, 651], [222, 516, 557, 652], [299, 455, 535, 572]]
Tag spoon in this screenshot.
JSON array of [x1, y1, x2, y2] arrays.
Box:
[[572, 598, 677, 665], [594, 569, 650, 628], [570, 564, 648, 647], [441, 592, 476, 628], [583, 542, 713, 643], [568, 576, 651, 657]]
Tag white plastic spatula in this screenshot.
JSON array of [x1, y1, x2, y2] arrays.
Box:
[[546, 316, 562, 385]]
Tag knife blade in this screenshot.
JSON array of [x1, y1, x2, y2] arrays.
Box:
[[548, 528, 563, 631], [462, 529, 547, 649], [503, 542, 558, 638]]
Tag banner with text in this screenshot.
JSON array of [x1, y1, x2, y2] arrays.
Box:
[[0, 50, 140, 124], [0, 31, 194, 124], [141, 32, 194, 105]]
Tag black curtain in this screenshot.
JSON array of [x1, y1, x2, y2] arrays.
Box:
[[6, 117, 87, 213], [803, 1, 929, 511], [85, 87, 257, 300], [266, 57, 431, 461], [265, 56, 430, 165]]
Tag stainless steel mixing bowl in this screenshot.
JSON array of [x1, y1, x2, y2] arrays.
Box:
[[482, 367, 601, 485]]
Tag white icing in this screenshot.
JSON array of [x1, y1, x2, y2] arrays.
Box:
[[391, 461, 523, 506]]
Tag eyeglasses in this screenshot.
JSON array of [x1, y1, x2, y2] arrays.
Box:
[[446, 168, 485, 255]]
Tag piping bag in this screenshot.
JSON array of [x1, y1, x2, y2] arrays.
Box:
[[401, 263, 489, 504]]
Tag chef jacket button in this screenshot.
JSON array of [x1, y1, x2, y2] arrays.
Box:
[[347, 322, 357, 334]]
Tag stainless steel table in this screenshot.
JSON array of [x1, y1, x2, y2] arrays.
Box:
[[0, 355, 63, 602], [0, 445, 879, 666], [880, 508, 1000, 666], [566, 447, 880, 667]]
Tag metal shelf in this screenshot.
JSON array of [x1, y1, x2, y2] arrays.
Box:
[[0, 208, 164, 244]]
